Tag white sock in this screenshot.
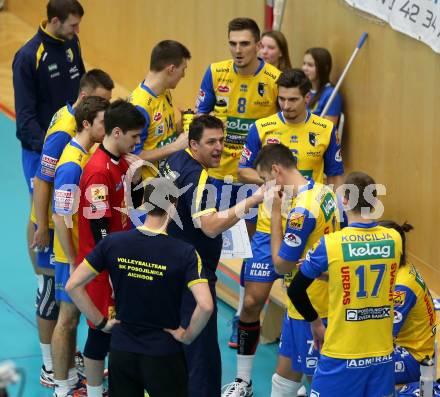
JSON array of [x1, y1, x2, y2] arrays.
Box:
[[87, 384, 104, 397], [271, 373, 302, 397], [237, 354, 254, 383], [67, 367, 78, 387], [40, 343, 53, 371], [54, 379, 70, 397], [236, 286, 245, 316]]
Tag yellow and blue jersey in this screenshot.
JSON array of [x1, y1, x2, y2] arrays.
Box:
[[281, 181, 341, 319], [163, 149, 222, 281], [393, 262, 437, 361], [129, 82, 177, 178], [309, 84, 342, 119], [239, 111, 343, 234], [196, 59, 280, 181], [52, 138, 91, 263], [31, 104, 77, 228], [301, 223, 402, 359]]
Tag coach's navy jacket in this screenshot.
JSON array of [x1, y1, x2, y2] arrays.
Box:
[[12, 21, 85, 153]]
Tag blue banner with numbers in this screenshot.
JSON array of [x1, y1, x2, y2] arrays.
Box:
[[346, 0, 440, 53]]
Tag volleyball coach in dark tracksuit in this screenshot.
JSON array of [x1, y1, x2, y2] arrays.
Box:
[[162, 115, 265, 397]]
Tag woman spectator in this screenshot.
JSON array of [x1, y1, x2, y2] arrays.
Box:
[[302, 47, 342, 125], [259, 31, 292, 71]]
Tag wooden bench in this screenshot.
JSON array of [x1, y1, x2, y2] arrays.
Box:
[[216, 258, 286, 344]]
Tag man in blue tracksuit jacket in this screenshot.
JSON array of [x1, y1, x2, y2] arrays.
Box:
[[13, 0, 85, 194]]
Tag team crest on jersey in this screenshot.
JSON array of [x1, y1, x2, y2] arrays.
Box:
[[66, 48, 74, 63], [257, 82, 266, 97], [289, 213, 305, 230], [309, 132, 317, 147], [90, 185, 108, 202], [155, 124, 164, 136]]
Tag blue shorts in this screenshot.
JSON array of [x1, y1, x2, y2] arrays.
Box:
[[244, 231, 282, 283], [54, 261, 73, 303], [21, 148, 41, 194], [210, 177, 258, 222], [311, 354, 395, 397], [33, 224, 55, 269], [278, 312, 327, 375], [393, 346, 421, 384]]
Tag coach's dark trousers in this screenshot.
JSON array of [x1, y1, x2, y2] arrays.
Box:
[[181, 280, 221, 397], [108, 349, 188, 397]]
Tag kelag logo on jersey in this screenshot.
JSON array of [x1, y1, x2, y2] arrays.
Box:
[[342, 241, 395, 262], [258, 82, 266, 97], [226, 117, 254, 134]]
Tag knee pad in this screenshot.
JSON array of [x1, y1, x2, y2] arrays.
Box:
[[83, 327, 111, 361], [36, 274, 59, 320], [271, 373, 302, 396]]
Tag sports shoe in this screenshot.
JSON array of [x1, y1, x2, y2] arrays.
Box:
[[221, 378, 253, 397], [69, 380, 88, 397], [40, 364, 55, 388], [228, 315, 239, 349], [297, 385, 307, 396]]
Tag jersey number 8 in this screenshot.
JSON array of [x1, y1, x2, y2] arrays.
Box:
[[237, 98, 247, 114]]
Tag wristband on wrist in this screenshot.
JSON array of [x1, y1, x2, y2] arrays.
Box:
[[95, 316, 108, 330]]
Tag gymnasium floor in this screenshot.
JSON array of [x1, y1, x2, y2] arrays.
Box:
[[0, 110, 278, 396]]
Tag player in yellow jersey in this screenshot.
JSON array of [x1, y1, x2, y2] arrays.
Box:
[[289, 172, 403, 397], [50, 97, 109, 397], [196, 17, 280, 210], [197, 17, 280, 348], [222, 143, 341, 396], [265, 144, 340, 396], [378, 221, 437, 385], [30, 69, 113, 387], [222, 69, 344, 394], [130, 40, 191, 180]]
